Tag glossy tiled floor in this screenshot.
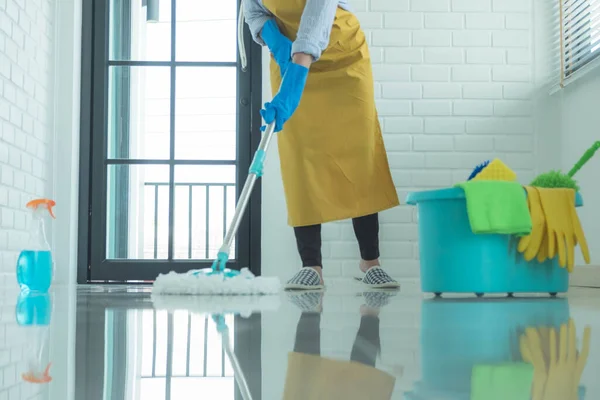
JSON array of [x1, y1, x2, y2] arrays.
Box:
[[2, 281, 600, 399]]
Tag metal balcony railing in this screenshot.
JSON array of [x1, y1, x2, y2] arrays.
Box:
[[144, 182, 236, 260]]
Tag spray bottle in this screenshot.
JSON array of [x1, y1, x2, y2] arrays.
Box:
[[16, 199, 56, 292]]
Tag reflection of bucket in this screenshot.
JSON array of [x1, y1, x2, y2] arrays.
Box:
[[406, 298, 570, 398], [405, 188, 582, 295]]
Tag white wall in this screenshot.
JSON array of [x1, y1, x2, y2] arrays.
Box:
[[261, 0, 538, 282], [0, 0, 56, 280], [532, 0, 600, 269], [48, 5, 81, 400], [555, 73, 600, 265], [52, 0, 81, 286]]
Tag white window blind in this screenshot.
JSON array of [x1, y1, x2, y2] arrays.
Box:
[[554, 0, 600, 88]]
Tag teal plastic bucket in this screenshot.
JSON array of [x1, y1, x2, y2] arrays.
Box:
[[406, 188, 583, 295]]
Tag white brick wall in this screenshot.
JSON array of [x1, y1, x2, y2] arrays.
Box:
[[0, 0, 54, 281], [1, 0, 54, 395], [321, 0, 535, 280]]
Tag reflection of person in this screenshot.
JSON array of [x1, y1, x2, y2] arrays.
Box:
[[242, 0, 400, 290], [283, 292, 396, 399]]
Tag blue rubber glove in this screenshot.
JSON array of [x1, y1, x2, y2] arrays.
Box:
[[261, 63, 309, 132], [261, 19, 292, 76]]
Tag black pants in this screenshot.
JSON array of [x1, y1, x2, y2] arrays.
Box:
[[293, 213, 380, 267], [294, 313, 381, 368]]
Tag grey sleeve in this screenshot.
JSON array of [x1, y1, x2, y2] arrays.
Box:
[[292, 0, 339, 60], [242, 0, 272, 45]]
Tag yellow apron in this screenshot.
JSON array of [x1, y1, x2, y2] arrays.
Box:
[[262, 0, 400, 227]]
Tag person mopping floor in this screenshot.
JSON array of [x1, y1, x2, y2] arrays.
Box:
[[243, 0, 400, 290]]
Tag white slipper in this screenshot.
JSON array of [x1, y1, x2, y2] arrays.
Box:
[[357, 267, 400, 289], [284, 268, 324, 290]]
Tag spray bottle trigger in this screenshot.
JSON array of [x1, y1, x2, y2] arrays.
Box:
[[26, 199, 56, 219]]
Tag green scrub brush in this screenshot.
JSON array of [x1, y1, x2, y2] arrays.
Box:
[[531, 141, 600, 191]]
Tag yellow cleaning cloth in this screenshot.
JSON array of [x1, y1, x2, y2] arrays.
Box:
[[456, 180, 532, 235], [473, 159, 517, 181]]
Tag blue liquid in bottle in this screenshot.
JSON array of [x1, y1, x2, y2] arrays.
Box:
[[16, 250, 53, 292]]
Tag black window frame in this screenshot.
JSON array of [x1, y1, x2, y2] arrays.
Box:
[[78, 0, 263, 283]]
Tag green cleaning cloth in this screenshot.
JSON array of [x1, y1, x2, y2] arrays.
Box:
[[455, 180, 532, 236], [470, 362, 533, 400]]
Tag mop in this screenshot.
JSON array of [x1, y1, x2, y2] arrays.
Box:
[[154, 8, 281, 295], [153, 121, 281, 295]]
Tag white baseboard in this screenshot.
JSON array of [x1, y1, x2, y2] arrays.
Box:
[[571, 265, 600, 288]]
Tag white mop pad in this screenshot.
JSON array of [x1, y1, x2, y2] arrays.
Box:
[[152, 267, 281, 296]]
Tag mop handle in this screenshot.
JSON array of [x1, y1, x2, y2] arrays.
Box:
[[220, 122, 277, 252], [568, 141, 600, 177]]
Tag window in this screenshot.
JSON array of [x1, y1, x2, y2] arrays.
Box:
[[78, 0, 262, 282], [555, 0, 600, 87]]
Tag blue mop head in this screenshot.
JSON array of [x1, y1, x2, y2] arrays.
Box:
[[191, 251, 239, 278], [468, 160, 490, 181]]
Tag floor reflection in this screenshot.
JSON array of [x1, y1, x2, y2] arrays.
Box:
[[138, 311, 236, 398], [14, 291, 52, 397], [407, 297, 591, 399], [284, 291, 397, 399], [67, 287, 599, 400], [75, 291, 261, 400]]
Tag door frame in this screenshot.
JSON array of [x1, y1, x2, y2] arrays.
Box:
[[77, 0, 263, 283]]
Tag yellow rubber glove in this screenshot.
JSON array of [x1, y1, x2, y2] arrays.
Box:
[[537, 232, 550, 263], [518, 186, 546, 261], [538, 188, 590, 272], [540, 320, 591, 400]]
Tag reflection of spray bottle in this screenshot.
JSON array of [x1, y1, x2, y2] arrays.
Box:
[[16, 199, 56, 292], [15, 291, 52, 384]]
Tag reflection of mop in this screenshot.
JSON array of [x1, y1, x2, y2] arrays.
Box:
[[213, 314, 252, 400], [151, 292, 280, 317]]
